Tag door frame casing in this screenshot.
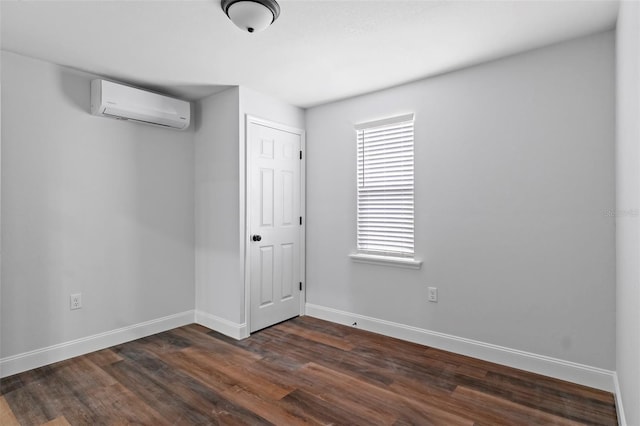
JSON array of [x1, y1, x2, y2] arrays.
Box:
[[243, 115, 306, 337]]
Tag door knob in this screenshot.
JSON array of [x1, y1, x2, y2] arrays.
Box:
[[252, 235, 262, 242]]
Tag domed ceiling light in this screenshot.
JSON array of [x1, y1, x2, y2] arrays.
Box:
[[221, 0, 280, 34]]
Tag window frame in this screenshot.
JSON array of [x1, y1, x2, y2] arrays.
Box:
[[350, 113, 422, 269]]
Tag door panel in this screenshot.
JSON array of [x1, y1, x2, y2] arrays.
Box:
[[282, 171, 294, 225], [249, 121, 302, 333], [261, 169, 274, 226], [259, 246, 274, 307], [281, 243, 294, 300]]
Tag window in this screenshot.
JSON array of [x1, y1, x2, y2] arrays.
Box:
[[353, 113, 419, 267]]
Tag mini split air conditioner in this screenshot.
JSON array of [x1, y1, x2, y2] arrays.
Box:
[[90, 79, 190, 130]]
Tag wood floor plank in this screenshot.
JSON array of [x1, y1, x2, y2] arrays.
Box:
[[260, 327, 395, 387], [7, 381, 92, 425], [278, 388, 382, 425], [103, 358, 220, 424], [172, 326, 264, 362], [0, 316, 618, 425], [277, 320, 356, 351], [220, 385, 310, 426], [0, 365, 59, 396], [478, 371, 618, 424], [452, 386, 592, 426], [389, 378, 482, 423], [182, 347, 295, 400], [107, 345, 270, 425], [455, 363, 488, 379], [54, 356, 118, 392], [82, 382, 169, 425], [264, 323, 464, 391], [291, 315, 354, 339], [83, 348, 123, 367], [41, 416, 71, 426], [0, 396, 20, 426], [486, 369, 616, 405], [161, 346, 295, 414], [115, 336, 272, 425], [3, 377, 60, 425], [300, 361, 474, 426]]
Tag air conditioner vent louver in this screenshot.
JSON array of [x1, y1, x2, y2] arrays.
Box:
[[90, 79, 190, 130]]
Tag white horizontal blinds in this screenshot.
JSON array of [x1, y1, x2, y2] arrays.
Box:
[[356, 114, 414, 256]]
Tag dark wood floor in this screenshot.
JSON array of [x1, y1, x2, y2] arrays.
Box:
[[1, 316, 617, 425]]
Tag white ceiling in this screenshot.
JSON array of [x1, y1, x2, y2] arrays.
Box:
[[1, 0, 619, 108]]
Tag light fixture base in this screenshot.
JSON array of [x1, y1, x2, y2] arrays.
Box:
[[221, 0, 280, 33]]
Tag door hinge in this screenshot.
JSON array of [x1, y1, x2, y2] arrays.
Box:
[[299, 282, 303, 291], [300, 216, 302, 225], [299, 150, 302, 160]]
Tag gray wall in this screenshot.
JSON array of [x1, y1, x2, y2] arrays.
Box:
[[194, 87, 242, 323], [194, 86, 304, 328], [616, 2, 640, 424], [1, 51, 195, 358], [238, 87, 306, 324], [305, 32, 615, 369]]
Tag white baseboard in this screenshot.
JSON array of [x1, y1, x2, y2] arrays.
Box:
[[0, 310, 195, 378], [195, 310, 247, 340], [305, 303, 615, 392], [613, 372, 627, 426]]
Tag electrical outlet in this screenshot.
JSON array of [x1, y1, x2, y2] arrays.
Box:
[[70, 293, 82, 310], [428, 287, 438, 303]]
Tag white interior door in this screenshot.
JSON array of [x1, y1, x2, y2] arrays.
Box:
[[248, 119, 303, 333]]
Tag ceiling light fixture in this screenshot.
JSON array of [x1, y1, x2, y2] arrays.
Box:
[[221, 0, 280, 34]]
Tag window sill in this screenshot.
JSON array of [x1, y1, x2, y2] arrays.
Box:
[[349, 253, 423, 270]]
